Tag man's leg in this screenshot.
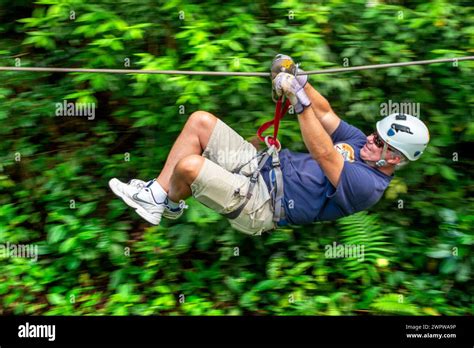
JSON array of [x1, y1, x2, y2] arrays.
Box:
[[156, 111, 217, 193], [167, 154, 205, 202], [109, 110, 217, 224], [110, 112, 275, 233], [173, 118, 275, 236]]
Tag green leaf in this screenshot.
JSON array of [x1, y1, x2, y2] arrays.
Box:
[[427, 250, 452, 258], [47, 225, 67, 244], [253, 279, 281, 292], [440, 258, 457, 274], [77, 202, 98, 217], [439, 166, 456, 181], [47, 293, 66, 306], [59, 238, 77, 253]]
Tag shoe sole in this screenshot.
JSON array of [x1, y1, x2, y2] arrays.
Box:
[[108, 179, 161, 225], [163, 210, 183, 220]]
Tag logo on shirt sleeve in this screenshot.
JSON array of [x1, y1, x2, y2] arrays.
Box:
[[334, 143, 355, 162]]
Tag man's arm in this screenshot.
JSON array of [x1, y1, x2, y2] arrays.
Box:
[[297, 105, 344, 187], [272, 72, 344, 186], [304, 82, 341, 136]]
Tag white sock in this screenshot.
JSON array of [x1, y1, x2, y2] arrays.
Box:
[[165, 198, 180, 209], [147, 180, 167, 204]]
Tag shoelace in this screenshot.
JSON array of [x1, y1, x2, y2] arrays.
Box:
[[128, 179, 146, 193], [178, 200, 189, 210]]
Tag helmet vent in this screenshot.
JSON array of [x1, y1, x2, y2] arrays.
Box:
[[396, 114, 407, 120], [391, 123, 413, 134]]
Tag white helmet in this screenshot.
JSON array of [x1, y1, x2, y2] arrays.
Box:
[[376, 113, 430, 161]]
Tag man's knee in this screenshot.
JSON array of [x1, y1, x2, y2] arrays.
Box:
[[174, 155, 205, 182], [187, 110, 217, 132]]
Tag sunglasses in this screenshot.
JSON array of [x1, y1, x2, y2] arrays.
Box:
[[371, 132, 385, 148], [371, 132, 398, 154]]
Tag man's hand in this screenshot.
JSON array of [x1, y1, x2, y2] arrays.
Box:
[[273, 72, 311, 114], [271, 54, 308, 87]]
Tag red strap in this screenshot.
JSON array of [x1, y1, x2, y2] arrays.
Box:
[[257, 97, 291, 150]]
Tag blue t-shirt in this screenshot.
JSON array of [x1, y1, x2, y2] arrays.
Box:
[[261, 121, 393, 225]]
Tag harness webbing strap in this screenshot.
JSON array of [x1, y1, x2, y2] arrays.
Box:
[[222, 148, 273, 220], [257, 97, 291, 149], [270, 151, 285, 223]]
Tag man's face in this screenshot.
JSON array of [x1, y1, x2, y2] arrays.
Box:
[[360, 132, 395, 163]]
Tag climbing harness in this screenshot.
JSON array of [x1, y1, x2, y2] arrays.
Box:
[[222, 96, 291, 224]]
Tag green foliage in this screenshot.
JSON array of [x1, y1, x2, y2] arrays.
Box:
[[371, 294, 420, 316], [338, 212, 393, 284], [0, 0, 472, 316]]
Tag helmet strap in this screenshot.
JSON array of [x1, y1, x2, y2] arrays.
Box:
[[375, 143, 389, 167]]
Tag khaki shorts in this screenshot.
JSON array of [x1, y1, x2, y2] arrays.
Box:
[[190, 119, 276, 235]]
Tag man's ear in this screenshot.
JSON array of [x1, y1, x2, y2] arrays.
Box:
[[387, 154, 401, 165]]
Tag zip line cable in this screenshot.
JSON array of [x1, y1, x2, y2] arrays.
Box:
[[0, 56, 472, 77], [1, 55, 471, 159]]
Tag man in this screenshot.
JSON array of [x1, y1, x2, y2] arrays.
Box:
[[109, 54, 430, 235]]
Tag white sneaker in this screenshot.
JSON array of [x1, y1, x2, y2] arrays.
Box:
[[108, 178, 165, 225], [128, 179, 188, 220]]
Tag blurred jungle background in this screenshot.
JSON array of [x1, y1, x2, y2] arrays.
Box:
[[0, 0, 472, 315]]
